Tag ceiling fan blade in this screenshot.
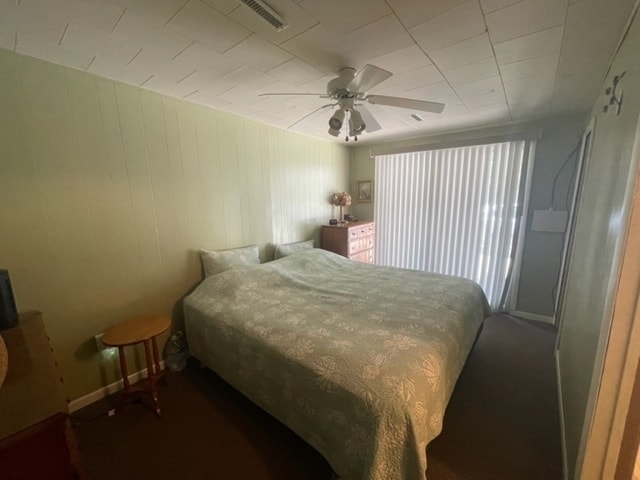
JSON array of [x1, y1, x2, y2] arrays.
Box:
[[259, 92, 327, 96], [365, 95, 445, 114], [346, 64, 393, 93], [288, 103, 336, 129], [357, 105, 382, 133]]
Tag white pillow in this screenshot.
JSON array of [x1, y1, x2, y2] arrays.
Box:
[[273, 240, 314, 260], [200, 245, 260, 277]]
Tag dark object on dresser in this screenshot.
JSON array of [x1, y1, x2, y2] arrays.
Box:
[[0, 270, 18, 331]]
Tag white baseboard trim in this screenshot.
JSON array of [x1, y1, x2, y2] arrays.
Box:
[[69, 361, 165, 413], [508, 310, 555, 325], [555, 353, 569, 480]]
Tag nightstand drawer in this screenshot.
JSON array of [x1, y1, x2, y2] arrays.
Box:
[[349, 223, 375, 239], [350, 249, 374, 264], [348, 235, 374, 255]]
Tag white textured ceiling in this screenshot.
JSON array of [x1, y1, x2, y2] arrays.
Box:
[[0, 0, 635, 145]]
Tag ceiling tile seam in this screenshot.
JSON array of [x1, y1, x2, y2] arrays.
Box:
[[448, 74, 502, 91], [546, 0, 571, 114], [127, 48, 143, 66], [297, 5, 392, 38], [214, 80, 240, 98], [382, 1, 461, 113], [404, 77, 453, 93], [402, 0, 473, 28], [58, 23, 69, 46], [183, 89, 199, 99], [227, 4, 242, 16], [140, 75, 154, 87], [85, 56, 96, 72], [462, 91, 509, 108], [479, 0, 527, 16], [485, 11, 567, 45], [264, 57, 309, 79], [491, 23, 567, 55], [245, 42, 293, 74], [444, 3, 498, 116], [220, 30, 263, 55], [482, 4, 522, 121], [172, 40, 196, 61], [382, 0, 436, 60], [440, 55, 497, 80], [501, 70, 557, 85], [164, 0, 190, 27], [276, 19, 320, 48], [12, 32, 17, 52], [334, 12, 399, 49], [177, 70, 197, 84], [497, 49, 561, 67], [111, 7, 127, 34]]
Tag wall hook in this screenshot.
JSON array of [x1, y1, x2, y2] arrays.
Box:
[[603, 71, 626, 115]]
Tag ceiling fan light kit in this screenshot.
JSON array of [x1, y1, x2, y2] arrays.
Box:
[[261, 64, 445, 141], [349, 110, 366, 136], [329, 109, 345, 131]]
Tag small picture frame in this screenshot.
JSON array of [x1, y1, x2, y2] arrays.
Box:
[[357, 180, 373, 203]]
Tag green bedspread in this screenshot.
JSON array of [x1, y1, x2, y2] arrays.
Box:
[[184, 248, 490, 480]]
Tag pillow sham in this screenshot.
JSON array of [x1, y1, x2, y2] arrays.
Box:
[[200, 245, 260, 277], [273, 239, 314, 260]]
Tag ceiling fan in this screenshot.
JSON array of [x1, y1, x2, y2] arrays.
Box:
[[260, 64, 445, 141]]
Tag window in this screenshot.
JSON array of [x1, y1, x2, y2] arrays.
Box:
[[374, 140, 535, 311]]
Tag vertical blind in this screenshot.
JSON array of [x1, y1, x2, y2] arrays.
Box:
[[374, 141, 529, 311]]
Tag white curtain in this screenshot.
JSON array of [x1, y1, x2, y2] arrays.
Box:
[[374, 140, 532, 311]]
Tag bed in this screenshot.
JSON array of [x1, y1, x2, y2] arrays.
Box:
[[184, 247, 490, 480]]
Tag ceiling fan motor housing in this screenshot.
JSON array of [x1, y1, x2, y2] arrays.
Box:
[[326, 67, 357, 96]]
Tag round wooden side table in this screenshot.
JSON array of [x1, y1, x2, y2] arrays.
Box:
[[102, 315, 171, 417]]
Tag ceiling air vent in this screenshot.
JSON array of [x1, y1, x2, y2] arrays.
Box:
[[239, 0, 288, 32]]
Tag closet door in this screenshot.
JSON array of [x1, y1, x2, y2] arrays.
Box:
[[554, 118, 595, 343]]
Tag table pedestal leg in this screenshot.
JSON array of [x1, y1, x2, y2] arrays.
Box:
[[113, 346, 132, 411], [144, 340, 161, 417], [152, 337, 163, 381], [117, 346, 129, 392]]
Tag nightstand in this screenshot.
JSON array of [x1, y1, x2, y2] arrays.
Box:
[[102, 315, 170, 417], [0, 311, 83, 479], [321, 221, 375, 264]]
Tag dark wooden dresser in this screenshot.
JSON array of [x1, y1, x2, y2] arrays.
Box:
[[0, 311, 83, 479], [321, 221, 375, 263]]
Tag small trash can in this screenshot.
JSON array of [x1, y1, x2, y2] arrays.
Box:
[[164, 331, 189, 372]]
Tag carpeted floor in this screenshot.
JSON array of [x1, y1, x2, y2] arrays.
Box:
[[73, 314, 562, 480]]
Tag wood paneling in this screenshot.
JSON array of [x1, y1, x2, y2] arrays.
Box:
[[0, 48, 349, 399]]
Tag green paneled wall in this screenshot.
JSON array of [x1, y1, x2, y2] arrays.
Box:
[[0, 49, 350, 400]]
